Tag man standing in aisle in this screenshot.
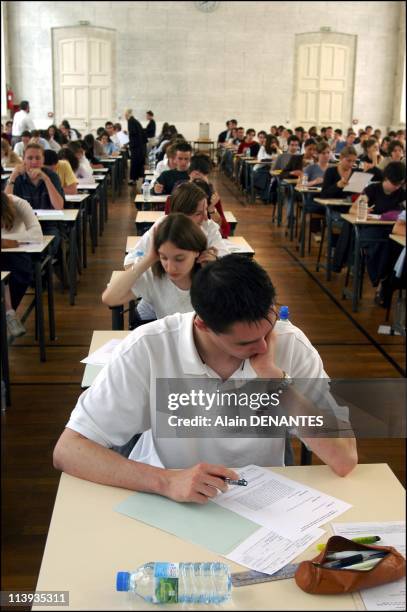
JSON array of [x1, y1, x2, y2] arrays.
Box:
[[125, 108, 147, 186], [11, 100, 35, 146], [144, 110, 156, 154]]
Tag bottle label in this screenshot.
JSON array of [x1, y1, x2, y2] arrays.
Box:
[[153, 565, 179, 603]]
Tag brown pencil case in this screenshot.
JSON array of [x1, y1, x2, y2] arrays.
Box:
[[295, 535, 406, 595]]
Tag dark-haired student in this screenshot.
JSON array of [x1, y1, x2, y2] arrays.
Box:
[[320, 145, 358, 198], [54, 254, 357, 503], [43, 149, 78, 195], [153, 142, 192, 194], [379, 140, 405, 171], [350, 161, 406, 290], [358, 138, 384, 182], [280, 138, 317, 179]]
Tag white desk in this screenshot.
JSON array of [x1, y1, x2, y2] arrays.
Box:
[[81, 330, 130, 388], [33, 464, 405, 610], [134, 211, 238, 235], [134, 194, 167, 204]]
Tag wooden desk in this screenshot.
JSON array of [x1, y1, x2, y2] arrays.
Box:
[[33, 464, 405, 611], [134, 194, 167, 211], [35, 210, 79, 306], [1, 272, 11, 406], [390, 233, 406, 247], [134, 211, 238, 236], [341, 214, 396, 312], [1, 237, 55, 361], [81, 330, 130, 388]]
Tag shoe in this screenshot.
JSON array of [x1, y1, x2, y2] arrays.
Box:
[[6, 312, 26, 338]]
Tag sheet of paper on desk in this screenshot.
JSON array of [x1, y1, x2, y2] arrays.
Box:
[[226, 526, 323, 576], [213, 465, 351, 537], [333, 522, 406, 611], [81, 339, 123, 365], [34, 209, 65, 217], [343, 172, 373, 193], [223, 240, 248, 254]]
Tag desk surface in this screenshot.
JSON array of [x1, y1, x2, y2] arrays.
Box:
[[1, 235, 54, 253], [295, 186, 322, 194], [314, 198, 351, 206], [341, 213, 396, 226], [81, 330, 130, 388], [134, 194, 167, 203], [77, 183, 99, 190], [65, 194, 90, 203], [390, 233, 406, 247], [1, 271, 11, 282], [33, 464, 405, 611], [134, 211, 237, 224], [93, 167, 109, 173], [36, 210, 79, 222]]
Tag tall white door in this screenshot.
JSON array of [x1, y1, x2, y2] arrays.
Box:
[[53, 27, 114, 135], [294, 33, 356, 129]]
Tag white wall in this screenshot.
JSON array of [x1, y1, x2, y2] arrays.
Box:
[[5, 0, 404, 139]]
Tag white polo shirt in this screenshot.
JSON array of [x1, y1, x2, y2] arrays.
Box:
[[11, 109, 35, 136], [131, 268, 193, 319], [124, 218, 229, 267], [67, 312, 328, 468]]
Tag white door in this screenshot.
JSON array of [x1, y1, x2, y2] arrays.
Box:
[[295, 34, 355, 129], [53, 27, 114, 135]]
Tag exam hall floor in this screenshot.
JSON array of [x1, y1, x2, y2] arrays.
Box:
[[1, 168, 405, 601]]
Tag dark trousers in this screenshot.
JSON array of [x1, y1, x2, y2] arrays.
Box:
[[129, 149, 145, 181]]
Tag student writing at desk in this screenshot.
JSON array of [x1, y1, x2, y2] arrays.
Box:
[[54, 255, 357, 504]]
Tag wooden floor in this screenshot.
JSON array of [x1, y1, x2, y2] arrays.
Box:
[[1, 169, 405, 597]]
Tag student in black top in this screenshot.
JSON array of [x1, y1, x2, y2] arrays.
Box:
[[125, 108, 147, 185], [350, 162, 406, 288], [358, 138, 383, 182], [154, 142, 192, 195], [320, 145, 358, 198], [144, 111, 156, 139], [280, 138, 317, 179]]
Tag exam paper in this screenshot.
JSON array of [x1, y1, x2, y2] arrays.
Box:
[[333, 522, 406, 611], [343, 172, 373, 193], [226, 526, 323, 575], [213, 465, 351, 537], [34, 209, 65, 217], [223, 239, 250, 254], [81, 339, 123, 365]]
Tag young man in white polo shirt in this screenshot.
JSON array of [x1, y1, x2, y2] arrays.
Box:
[[54, 256, 357, 505]]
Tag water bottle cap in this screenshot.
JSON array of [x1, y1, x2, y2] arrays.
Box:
[[135, 250, 144, 257], [116, 571, 130, 591], [279, 305, 289, 320]]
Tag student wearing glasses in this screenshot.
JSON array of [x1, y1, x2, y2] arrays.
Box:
[[54, 255, 358, 503]]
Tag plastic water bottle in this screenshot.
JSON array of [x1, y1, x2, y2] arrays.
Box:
[[301, 173, 308, 187], [356, 194, 368, 221], [132, 250, 144, 265], [142, 180, 150, 202], [149, 151, 156, 171], [245, 147, 251, 157], [279, 305, 290, 322], [116, 562, 231, 605]]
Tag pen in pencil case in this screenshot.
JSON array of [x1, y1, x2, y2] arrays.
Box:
[[316, 536, 381, 551], [223, 478, 248, 486]]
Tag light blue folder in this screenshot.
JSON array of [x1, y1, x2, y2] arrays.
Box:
[[115, 492, 260, 555]]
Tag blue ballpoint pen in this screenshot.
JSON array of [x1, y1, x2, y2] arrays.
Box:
[[322, 551, 386, 570]]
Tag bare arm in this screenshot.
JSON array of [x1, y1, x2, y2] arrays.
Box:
[[64, 182, 78, 195], [53, 428, 239, 504], [102, 252, 156, 306]]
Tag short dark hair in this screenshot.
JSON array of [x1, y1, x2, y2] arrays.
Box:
[[58, 147, 79, 172], [287, 135, 300, 144], [175, 141, 192, 153], [21, 130, 31, 138], [365, 125, 373, 130], [304, 138, 316, 148], [105, 121, 114, 128], [388, 140, 404, 155], [383, 161, 406, 185], [294, 126, 304, 133], [43, 149, 59, 166], [20, 100, 29, 111], [114, 123, 122, 131], [190, 255, 276, 333], [334, 128, 343, 135], [189, 154, 212, 176], [67, 141, 84, 155], [257, 130, 267, 137], [146, 110, 154, 117], [246, 128, 256, 135]]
